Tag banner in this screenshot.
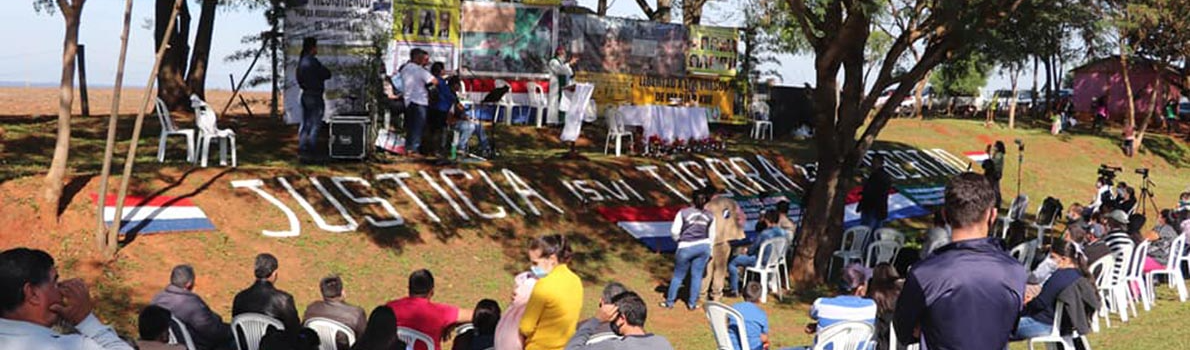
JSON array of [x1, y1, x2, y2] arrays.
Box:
[[393, 0, 458, 45], [460, 2, 557, 74], [574, 72, 739, 123], [284, 1, 391, 124], [558, 14, 687, 77], [687, 25, 739, 77]]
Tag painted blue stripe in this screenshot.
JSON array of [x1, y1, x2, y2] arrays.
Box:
[[104, 218, 215, 235]]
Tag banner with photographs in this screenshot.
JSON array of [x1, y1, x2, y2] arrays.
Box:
[[559, 14, 687, 77], [687, 25, 739, 77], [393, 0, 459, 45], [460, 2, 557, 75], [283, 1, 391, 124], [575, 72, 739, 123]]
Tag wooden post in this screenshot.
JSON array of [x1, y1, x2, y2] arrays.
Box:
[[77, 44, 90, 117]]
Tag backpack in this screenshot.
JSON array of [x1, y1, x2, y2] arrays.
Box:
[[392, 62, 409, 95]]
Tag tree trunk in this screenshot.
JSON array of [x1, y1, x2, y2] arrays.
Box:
[[655, 0, 672, 22], [95, 0, 134, 251], [1134, 76, 1163, 155], [156, 0, 190, 110], [1008, 70, 1019, 129], [42, 0, 85, 224], [1031, 55, 1038, 118], [186, 0, 217, 100], [683, 0, 706, 26], [109, 0, 185, 256], [597, 0, 608, 16], [1119, 42, 1136, 130], [913, 70, 930, 119]]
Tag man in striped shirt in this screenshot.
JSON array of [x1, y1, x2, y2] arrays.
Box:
[[1100, 210, 1135, 284]]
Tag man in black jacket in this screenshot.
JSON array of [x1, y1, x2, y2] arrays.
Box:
[[232, 253, 300, 331], [150, 265, 233, 350]]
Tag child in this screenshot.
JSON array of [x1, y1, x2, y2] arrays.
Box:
[[729, 282, 770, 350]]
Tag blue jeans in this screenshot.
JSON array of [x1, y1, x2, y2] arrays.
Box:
[[667, 243, 711, 306], [859, 212, 884, 250], [299, 91, 325, 156], [404, 103, 429, 154], [454, 120, 488, 154], [1011, 316, 1052, 340], [728, 255, 757, 294]]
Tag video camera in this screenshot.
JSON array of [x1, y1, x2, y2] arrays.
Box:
[[1098, 164, 1122, 182], [1135, 167, 1149, 178]]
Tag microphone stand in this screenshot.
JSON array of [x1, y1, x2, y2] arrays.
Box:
[[1016, 142, 1024, 199]]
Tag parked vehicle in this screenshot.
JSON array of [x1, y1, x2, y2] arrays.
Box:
[[1179, 100, 1190, 121]]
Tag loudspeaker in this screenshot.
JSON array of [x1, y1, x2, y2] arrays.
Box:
[[329, 117, 369, 160]]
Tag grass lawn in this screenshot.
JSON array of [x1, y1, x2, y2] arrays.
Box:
[[0, 110, 1188, 349]]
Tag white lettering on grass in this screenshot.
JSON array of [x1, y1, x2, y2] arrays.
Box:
[[729, 157, 777, 192], [375, 172, 441, 223], [677, 161, 711, 189], [571, 180, 606, 202], [231, 179, 300, 237], [478, 169, 525, 215], [440, 169, 507, 220], [502, 169, 564, 215], [637, 165, 690, 202], [756, 155, 799, 191], [277, 177, 359, 232], [419, 171, 471, 221], [331, 177, 405, 227], [704, 158, 754, 195]]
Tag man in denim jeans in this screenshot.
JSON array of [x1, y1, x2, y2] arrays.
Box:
[[446, 77, 487, 158], [296, 37, 331, 163], [399, 49, 437, 156]]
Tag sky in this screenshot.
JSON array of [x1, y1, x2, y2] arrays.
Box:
[[0, 1, 1024, 92]]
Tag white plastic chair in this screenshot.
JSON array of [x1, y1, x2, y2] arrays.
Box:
[[231, 313, 284, 350], [492, 79, 516, 125], [1122, 240, 1152, 313], [305, 317, 356, 350], [155, 97, 195, 163], [1098, 241, 1135, 323], [829, 226, 871, 278], [704, 301, 750, 350], [888, 322, 921, 350], [742, 237, 789, 303], [584, 332, 620, 345], [1026, 301, 1093, 350], [1088, 255, 1114, 330], [865, 240, 902, 267], [813, 321, 874, 350], [1146, 234, 1188, 303], [1030, 201, 1060, 244], [997, 195, 1029, 239], [603, 107, 634, 157], [397, 327, 436, 350], [527, 82, 548, 128], [1009, 240, 1038, 267], [749, 103, 772, 140], [167, 315, 197, 350], [191, 94, 237, 167], [872, 228, 905, 245]]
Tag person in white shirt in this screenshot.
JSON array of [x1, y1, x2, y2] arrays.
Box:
[[547, 47, 576, 125], [399, 48, 438, 156], [0, 248, 134, 350]]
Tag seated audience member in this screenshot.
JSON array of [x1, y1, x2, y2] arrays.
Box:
[[386, 269, 473, 350], [774, 200, 798, 237], [575, 282, 629, 335], [0, 248, 134, 350], [920, 210, 951, 259], [1127, 214, 1148, 243], [150, 264, 233, 350], [1101, 211, 1136, 278], [894, 173, 1027, 350], [304, 275, 367, 349], [866, 264, 903, 350], [453, 299, 501, 350], [1115, 183, 1137, 214], [785, 265, 877, 350], [137, 305, 186, 350], [727, 211, 787, 297], [495, 271, 537, 350], [728, 282, 770, 350], [232, 253, 301, 331], [351, 306, 406, 350], [564, 291, 674, 350], [1142, 210, 1181, 273], [259, 327, 319, 350], [1012, 241, 1092, 340], [520, 234, 585, 350], [1179, 192, 1190, 213]]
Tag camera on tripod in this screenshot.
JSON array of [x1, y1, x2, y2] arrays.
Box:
[[1098, 164, 1122, 182], [1135, 167, 1149, 177]]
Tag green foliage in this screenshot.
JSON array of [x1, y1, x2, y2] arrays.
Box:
[[930, 52, 991, 97]]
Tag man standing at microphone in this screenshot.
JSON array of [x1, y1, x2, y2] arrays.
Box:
[[547, 47, 577, 125], [297, 37, 332, 164]]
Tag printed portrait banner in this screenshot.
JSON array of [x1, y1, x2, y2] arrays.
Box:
[[284, 1, 392, 124], [393, 1, 459, 45], [574, 72, 739, 123], [559, 14, 687, 77], [391, 42, 457, 71], [687, 25, 739, 77], [460, 2, 557, 74]]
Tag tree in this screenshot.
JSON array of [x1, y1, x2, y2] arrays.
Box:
[[186, 0, 219, 98], [633, 0, 674, 21], [95, 0, 135, 252], [34, 0, 86, 224], [930, 51, 992, 97], [1106, 0, 1190, 153], [155, 0, 225, 109], [770, 0, 1024, 286]]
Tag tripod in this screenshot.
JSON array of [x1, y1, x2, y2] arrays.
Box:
[[1015, 142, 1025, 198], [1138, 175, 1159, 217]]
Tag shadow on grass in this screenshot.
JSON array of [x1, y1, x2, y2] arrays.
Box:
[[1140, 134, 1190, 168]]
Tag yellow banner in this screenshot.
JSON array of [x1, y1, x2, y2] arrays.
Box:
[[575, 72, 740, 124], [394, 2, 460, 45]]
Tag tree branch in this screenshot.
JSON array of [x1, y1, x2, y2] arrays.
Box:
[[634, 0, 656, 18], [788, 0, 825, 49]]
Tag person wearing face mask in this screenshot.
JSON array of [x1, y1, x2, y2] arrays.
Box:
[[520, 234, 584, 350], [563, 291, 674, 350], [0, 248, 134, 349], [1011, 240, 1096, 340]]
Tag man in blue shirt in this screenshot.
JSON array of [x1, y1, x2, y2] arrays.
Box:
[[427, 62, 457, 158], [729, 282, 769, 350], [727, 211, 787, 297], [296, 37, 332, 163], [780, 266, 876, 350], [894, 172, 1027, 350]]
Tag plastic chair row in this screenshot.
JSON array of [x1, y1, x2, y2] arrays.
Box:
[[156, 96, 237, 168], [706, 302, 874, 350]]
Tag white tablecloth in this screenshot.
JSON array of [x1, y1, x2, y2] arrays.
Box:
[[617, 105, 710, 142]]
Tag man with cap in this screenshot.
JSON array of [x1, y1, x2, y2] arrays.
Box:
[[1100, 210, 1135, 286]]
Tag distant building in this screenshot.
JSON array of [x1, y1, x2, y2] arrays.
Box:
[[1070, 56, 1183, 120]]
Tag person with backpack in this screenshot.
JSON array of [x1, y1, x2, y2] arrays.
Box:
[[398, 49, 438, 157]]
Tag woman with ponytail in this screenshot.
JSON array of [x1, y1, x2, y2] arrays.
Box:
[[1011, 240, 1090, 340], [518, 234, 583, 350]]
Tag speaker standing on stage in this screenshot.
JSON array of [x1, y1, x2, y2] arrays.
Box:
[[547, 47, 576, 125], [297, 38, 332, 163]]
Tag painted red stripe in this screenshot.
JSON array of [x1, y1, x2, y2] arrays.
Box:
[[89, 193, 194, 207], [595, 205, 685, 223], [963, 151, 988, 157], [843, 186, 899, 204]]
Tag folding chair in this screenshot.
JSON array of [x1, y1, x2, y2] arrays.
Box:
[[1146, 234, 1188, 303], [829, 226, 871, 279], [742, 237, 789, 303], [305, 317, 356, 350], [191, 94, 237, 167], [231, 313, 284, 350], [167, 315, 197, 350], [704, 302, 750, 350], [397, 327, 436, 350], [155, 97, 195, 163], [1025, 301, 1093, 350], [813, 321, 875, 350]]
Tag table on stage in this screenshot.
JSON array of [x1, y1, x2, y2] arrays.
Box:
[[616, 105, 711, 144]]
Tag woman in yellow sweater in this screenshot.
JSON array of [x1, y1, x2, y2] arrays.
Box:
[[518, 234, 584, 350]]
